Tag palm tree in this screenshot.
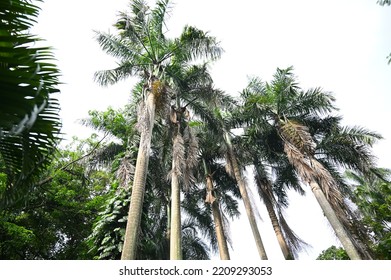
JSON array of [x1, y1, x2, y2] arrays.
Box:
[[205, 108, 269, 260], [240, 66, 380, 259], [94, 0, 222, 259], [0, 0, 61, 208], [237, 122, 308, 259], [197, 128, 241, 260], [167, 63, 239, 259]]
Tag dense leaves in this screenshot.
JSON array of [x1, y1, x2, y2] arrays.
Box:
[[0, 138, 110, 259], [0, 0, 61, 208]]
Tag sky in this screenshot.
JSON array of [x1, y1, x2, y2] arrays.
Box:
[[34, 0, 391, 260]]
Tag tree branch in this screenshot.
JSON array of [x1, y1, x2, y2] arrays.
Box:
[[36, 133, 109, 187]]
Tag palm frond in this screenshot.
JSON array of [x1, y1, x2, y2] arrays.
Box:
[[277, 209, 310, 258], [176, 25, 223, 63], [0, 0, 61, 207], [182, 126, 199, 189], [279, 119, 316, 156]]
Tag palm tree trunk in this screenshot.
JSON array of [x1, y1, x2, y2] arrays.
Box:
[[224, 132, 268, 260], [121, 89, 156, 260], [170, 135, 182, 260], [203, 160, 230, 260], [263, 193, 293, 260], [253, 164, 293, 259], [309, 180, 362, 260]]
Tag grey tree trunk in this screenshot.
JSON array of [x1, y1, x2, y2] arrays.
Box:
[[205, 172, 230, 260], [170, 145, 182, 260], [121, 90, 156, 260], [309, 180, 362, 260], [224, 132, 268, 260], [263, 194, 293, 259], [253, 164, 293, 259]]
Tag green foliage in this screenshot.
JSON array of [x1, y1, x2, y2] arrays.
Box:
[[0, 137, 111, 259], [0, 0, 61, 207], [348, 170, 391, 259], [88, 188, 128, 260], [317, 246, 350, 260]]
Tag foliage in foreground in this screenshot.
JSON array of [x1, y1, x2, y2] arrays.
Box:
[[0, 0, 61, 208]]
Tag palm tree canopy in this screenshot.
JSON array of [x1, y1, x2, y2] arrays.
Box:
[[94, 0, 222, 87]]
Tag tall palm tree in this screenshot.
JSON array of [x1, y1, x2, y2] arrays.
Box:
[[240, 66, 379, 259], [238, 122, 308, 259], [94, 0, 222, 259], [0, 0, 61, 208], [167, 63, 238, 259], [208, 109, 269, 259], [197, 128, 241, 260]]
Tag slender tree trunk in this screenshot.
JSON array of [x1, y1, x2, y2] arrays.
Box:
[[224, 132, 268, 260], [253, 164, 293, 259], [263, 194, 293, 260], [121, 90, 156, 260], [170, 134, 182, 260], [204, 160, 230, 260], [309, 180, 362, 260]]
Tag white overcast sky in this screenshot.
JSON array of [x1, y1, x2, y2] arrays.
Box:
[[34, 0, 391, 260]]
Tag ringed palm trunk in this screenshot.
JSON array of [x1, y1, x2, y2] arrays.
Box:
[[224, 132, 268, 260], [309, 180, 362, 260], [253, 164, 293, 259], [170, 139, 182, 260], [204, 161, 230, 260], [262, 189, 293, 259], [121, 86, 156, 260], [264, 198, 293, 259]]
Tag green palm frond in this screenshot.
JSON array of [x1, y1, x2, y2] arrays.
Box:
[[0, 0, 61, 207], [175, 25, 223, 63], [318, 125, 381, 173], [286, 87, 336, 117]]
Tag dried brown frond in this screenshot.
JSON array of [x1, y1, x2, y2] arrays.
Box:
[[221, 206, 233, 249], [116, 156, 135, 189], [279, 119, 316, 156], [182, 126, 199, 190], [170, 106, 177, 124], [172, 132, 185, 177], [152, 80, 172, 120]]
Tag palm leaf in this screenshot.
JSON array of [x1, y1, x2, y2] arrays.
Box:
[[0, 0, 61, 208]]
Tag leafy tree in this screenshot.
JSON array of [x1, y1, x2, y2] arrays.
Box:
[[0, 0, 61, 207], [317, 246, 349, 260], [0, 137, 110, 259], [347, 169, 391, 259]]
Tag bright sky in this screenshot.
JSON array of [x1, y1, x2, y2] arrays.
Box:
[[34, 0, 391, 260]]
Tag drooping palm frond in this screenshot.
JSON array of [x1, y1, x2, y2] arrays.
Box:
[[277, 209, 310, 258], [174, 25, 223, 63], [286, 87, 337, 117], [0, 0, 61, 207], [317, 125, 382, 174], [182, 125, 199, 189], [182, 218, 210, 260]]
